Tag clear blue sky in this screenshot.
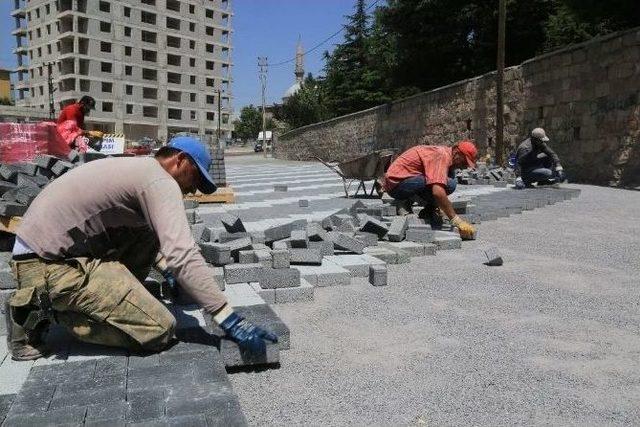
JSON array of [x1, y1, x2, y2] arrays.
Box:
[[0, 0, 375, 111]]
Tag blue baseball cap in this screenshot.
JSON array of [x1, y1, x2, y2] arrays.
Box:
[[168, 136, 217, 194]]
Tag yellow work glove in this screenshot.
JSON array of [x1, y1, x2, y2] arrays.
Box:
[[87, 130, 104, 138], [451, 215, 476, 240]]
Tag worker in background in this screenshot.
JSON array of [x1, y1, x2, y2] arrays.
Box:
[[384, 141, 477, 239], [6, 136, 277, 360], [56, 95, 103, 152], [515, 128, 566, 188]]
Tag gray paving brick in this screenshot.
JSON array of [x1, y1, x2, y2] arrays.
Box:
[[423, 243, 437, 255], [127, 388, 165, 422], [24, 360, 97, 386], [308, 240, 335, 256], [272, 239, 291, 250], [226, 237, 253, 261], [250, 282, 275, 304], [383, 241, 425, 257], [387, 216, 408, 242], [3, 406, 87, 426], [7, 384, 56, 414], [325, 254, 385, 277], [199, 242, 232, 266], [238, 250, 257, 264], [354, 231, 378, 247], [191, 223, 210, 243], [49, 385, 125, 410], [326, 232, 366, 254], [483, 247, 504, 266], [264, 222, 293, 242], [219, 231, 251, 243], [183, 199, 199, 209], [292, 261, 351, 287], [253, 249, 273, 268], [86, 400, 129, 423], [0, 201, 27, 217], [220, 213, 246, 233], [274, 279, 314, 303], [369, 264, 387, 286], [290, 229, 308, 248], [288, 248, 323, 265], [298, 199, 309, 207], [271, 249, 290, 269], [224, 263, 264, 284], [405, 224, 435, 243], [95, 357, 127, 378], [359, 215, 389, 238], [258, 268, 301, 289], [363, 246, 398, 264], [273, 184, 288, 192], [306, 222, 328, 241], [33, 154, 58, 170], [219, 338, 280, 368], [434, 231, 462, 249]]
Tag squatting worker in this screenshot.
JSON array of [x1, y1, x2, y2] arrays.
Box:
[[383, 141, 477, 239], [515, 127, 565, 188], [7, 136, 277, 361], [56, 95, 103, 151]]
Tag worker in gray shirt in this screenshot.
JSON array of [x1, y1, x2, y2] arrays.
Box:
[[7, 136, 277, 360], [515, 128, 566, 188]]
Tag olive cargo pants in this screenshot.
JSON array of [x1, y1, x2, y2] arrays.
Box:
[[10, 256, 176, 352]]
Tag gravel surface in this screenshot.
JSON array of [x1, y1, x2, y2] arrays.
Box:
[[228, 184, 640, 426]]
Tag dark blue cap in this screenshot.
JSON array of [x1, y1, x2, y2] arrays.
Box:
[[168, 136, 217, 194]]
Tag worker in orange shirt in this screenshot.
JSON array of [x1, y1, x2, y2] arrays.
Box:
[[384, 141, 477, 239]]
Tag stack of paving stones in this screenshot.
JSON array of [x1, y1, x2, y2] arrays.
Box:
[[210, 148, 227, 188], [456, 162, 515, 187]]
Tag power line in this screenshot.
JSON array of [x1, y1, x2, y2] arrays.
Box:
[[267, 0, 381, 68]]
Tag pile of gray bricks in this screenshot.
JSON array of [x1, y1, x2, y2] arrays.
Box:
[[456, 163, 514, 187], [209, 148, 226, 188]]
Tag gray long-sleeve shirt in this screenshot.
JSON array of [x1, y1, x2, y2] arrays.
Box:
[[17, 157, 227, 314], [515, 138, 561, 177]]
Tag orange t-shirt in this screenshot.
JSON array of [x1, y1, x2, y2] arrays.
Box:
[[384, 145, 452, 191]]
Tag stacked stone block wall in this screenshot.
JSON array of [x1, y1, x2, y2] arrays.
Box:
[[276, 27, 640, 187]]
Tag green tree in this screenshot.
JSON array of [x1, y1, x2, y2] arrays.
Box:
[[232, 105, 273, 141], [277, 74, 331, 130], [323, 0, 390, 117]]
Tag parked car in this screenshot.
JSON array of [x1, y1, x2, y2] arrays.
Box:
[[254, 141, 263, 152]]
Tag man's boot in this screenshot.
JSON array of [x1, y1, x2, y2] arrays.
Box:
[[5, 297, 48, 361], [395, 199, 413, 216], [419, 205, 444, 229]]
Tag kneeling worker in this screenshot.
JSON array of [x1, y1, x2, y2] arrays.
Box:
[[7, 136, 277, 360], [383, 141, 477, 239], [515, 128, 565, 188]]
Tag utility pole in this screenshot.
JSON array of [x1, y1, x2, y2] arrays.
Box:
[[495, 0, 506, 166], [46, 62, 56, 120], [258, 56, 268, 158], [217, 88, 222, 147]]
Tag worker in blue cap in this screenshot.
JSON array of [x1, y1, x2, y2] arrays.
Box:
[[7, 135, 277, 361]]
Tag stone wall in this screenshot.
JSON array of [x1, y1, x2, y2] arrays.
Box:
[[276, 27, 640, 187]]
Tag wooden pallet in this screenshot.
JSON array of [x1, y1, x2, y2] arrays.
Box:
[[0, 216, 22, 234], [184, 186, 235, 204]]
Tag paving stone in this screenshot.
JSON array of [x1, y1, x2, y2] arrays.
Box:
[[258, 267, 301, 289], [405, 224, 435, 243], [292, 261, 351, 287], [290, 230, 308, 248], [219, 231, 251, 243], [220, 213, 246, 233], [224, 263, 264, 284], [191, 223, 210, 243], [308, 240, 335, 256], [86, 400, 129, 424], [24, 360, 97, 386], [356, 206, 383, 219], [434, 231, 462, 249], [249, 231, 266, 244], [250, 282, 275, 304], [0, 270, 16, 289], [219, 337, 280, 368], [272, 239, 291, 250], [387, 216, 409, 242], [199, 242, 232, 266], [483, 247, 504, 266], [224, 282, 266, 307], [33, 154, 58, 170], [326, 232, 366, 254], [95, 356, 128, 378], [49, 385, 125, 410], [264, 222, 293, 242], [298, 199, 309, 207], [354, 231, 378, 247], [231, 305, 291, 350], [383, 241, 425, 257], [254, 249, 273, 268], [183, 199, 199, 209], [128, 414, 209, 427], [325, 254, 385, 277], [271, 249, 291, 269], [226, 237, 253, 261], [288, 248, 323, 265], [0, 202, 27, 217], [273, 184, 288, 192], [359, 215, 389, 238], [363, 246, 398, 264], [369, 264, 387, 286], [377, 243, 410, 264], [423, 243, 437, 255], [306, 223, 328, 241], [274, 278, 314, 303], [348, 200, 367, 217], [238, 250, 257, 264], [3, 406, 87, 426], [7, 384, 56, 414], [127, 388, 165, 422]]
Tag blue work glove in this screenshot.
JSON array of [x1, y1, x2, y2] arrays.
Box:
[[555, 166, 566, 183], [219, 312, 278, 354]]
